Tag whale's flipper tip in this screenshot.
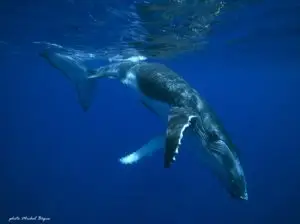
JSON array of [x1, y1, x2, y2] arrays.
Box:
[[119, 135, 165, 165], [119, 152, 140, 165], [40, 50, 97, 111]]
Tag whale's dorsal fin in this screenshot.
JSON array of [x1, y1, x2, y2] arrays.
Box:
[[165, 107, 197, 168]]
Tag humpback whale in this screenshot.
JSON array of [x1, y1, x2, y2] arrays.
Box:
[[40, 50, 248, 200]]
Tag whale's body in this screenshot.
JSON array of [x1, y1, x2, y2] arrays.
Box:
[[41, 51, 248, 200]]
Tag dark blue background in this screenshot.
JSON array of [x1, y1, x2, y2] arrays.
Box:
[[1, 0, 300, 223]]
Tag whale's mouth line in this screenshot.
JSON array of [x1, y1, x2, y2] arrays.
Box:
[[192, 129, 248, 201]]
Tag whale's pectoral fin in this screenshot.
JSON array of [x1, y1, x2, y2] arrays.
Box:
[[40, 50, 97, 111], [164, 107, 197, 168], [119, 135, 165, 165]]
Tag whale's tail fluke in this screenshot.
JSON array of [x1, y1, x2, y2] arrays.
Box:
[[40, 50, 97, 111]]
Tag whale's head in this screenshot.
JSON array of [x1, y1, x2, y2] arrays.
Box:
[[208, 137, 248, 201], [195, 112, 248, 200]]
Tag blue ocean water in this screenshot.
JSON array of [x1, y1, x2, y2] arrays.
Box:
[[1, 0, 300, 223]]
